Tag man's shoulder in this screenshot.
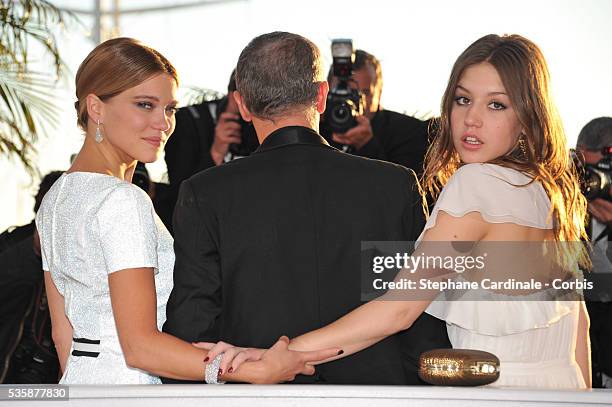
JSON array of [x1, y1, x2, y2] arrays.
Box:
[[183, 150, 267, 191], [185, 157, 238, 184], [333, 151, 419, 185], [196, 141, 417, 172]]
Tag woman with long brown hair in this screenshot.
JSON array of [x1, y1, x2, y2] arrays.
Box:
[[206, 34, 591, 388]]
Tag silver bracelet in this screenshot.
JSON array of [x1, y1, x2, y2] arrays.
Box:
[[205, 353, 226, 384]]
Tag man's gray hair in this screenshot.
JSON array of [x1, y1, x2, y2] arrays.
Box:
[[235, 31, 323, 120], [577, 117, 612, 150]]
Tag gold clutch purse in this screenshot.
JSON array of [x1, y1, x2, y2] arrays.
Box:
[[418, 349, 500, 386]]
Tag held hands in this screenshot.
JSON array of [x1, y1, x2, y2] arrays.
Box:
[[332, 115, 373, 150], [210, 112, 242, 165], [196, 340, 265, 375], [193, 336, 342, 383]]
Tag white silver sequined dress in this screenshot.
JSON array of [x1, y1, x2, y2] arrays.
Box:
[[35, 172, 174, 384]]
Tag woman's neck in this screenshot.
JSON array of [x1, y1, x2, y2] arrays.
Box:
[[69, 136, 137, 182]]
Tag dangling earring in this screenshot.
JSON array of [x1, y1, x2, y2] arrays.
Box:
[[95, 119, 103, 143], [518, 133, 528, 159]]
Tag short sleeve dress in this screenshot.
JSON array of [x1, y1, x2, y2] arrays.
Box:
[[419, 163, 586, 389], [35, 172, 174, 384]]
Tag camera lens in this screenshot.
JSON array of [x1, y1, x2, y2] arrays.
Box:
[[583, 167, 612, 201], [332, 103, 351, 124]]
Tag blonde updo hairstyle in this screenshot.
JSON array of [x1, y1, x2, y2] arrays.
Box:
[[74, 37, 178, 132]]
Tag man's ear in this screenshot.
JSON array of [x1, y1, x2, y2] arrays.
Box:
[[315, 81, 329, 114], [86, 93, 105, 125], [233, 91, 252, 122]]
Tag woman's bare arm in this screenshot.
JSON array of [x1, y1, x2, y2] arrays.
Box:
[[109, 267, 339, 382], [575, 301, 592, 388], [44, 271, 73, 374], [289, 211, 490, 359], [109, 267, 211, 380]]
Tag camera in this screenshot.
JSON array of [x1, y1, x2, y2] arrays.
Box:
[[322, 39, 365, 134], [216, 96, 259, 160], [572, 146, 612, 201]]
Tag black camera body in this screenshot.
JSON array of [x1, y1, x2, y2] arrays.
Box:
[[575, 146, 612, 202], [323, 39, 364, 134]]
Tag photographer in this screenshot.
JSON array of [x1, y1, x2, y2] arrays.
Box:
[[577, 118, 612, 230], [160, 70, 258, 233], [576, 116, 612, 388], [576, 117, 612, 257], [321, 49, 430, 174]]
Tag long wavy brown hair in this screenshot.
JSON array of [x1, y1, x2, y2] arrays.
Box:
[[422, 34, 590, 269]]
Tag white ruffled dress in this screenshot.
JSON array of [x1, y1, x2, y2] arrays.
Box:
[[420, 163, 586, 389]]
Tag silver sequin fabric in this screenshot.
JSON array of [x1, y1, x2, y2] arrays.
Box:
[[36, 172, 174, 384]]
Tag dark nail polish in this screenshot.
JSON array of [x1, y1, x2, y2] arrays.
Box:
[[204, 357, 209, 362], [338, 350, 344, 355], [228, 367, 233, 373], [218, 368, 223, 376]]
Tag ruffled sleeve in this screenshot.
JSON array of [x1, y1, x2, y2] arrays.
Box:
[[425, 273, 582, 335], [95, 183, 159, 275], [419, 163, 552, 242], [421, 164, 575, 335]]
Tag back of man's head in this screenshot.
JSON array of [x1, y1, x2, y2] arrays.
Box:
[[235, 31, 323, 120], [577, 116, 612, 150]]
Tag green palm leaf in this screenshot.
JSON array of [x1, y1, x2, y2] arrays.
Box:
[[0, 0, 75, 176]]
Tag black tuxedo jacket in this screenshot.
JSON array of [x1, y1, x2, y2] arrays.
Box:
[[163, 126, 450, 384]]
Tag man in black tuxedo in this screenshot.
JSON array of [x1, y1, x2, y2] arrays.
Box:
[[163, 31, 450, 384]]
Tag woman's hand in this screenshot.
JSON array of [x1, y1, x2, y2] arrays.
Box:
[[194, 336, 342, 383], [193, 341, 265, 374], [252, 336, 342, 383]]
